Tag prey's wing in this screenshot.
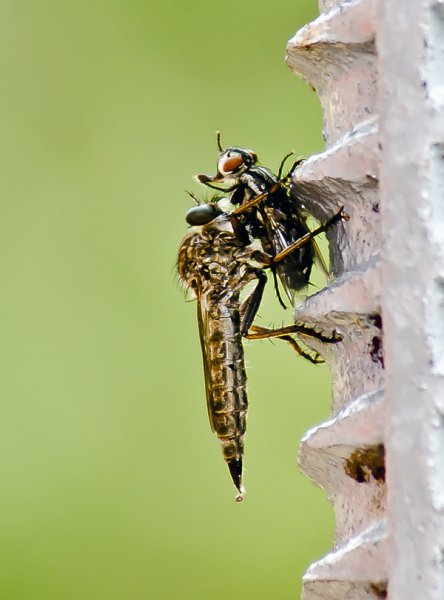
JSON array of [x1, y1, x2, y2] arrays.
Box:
[[263, 203, 316, 300], [296, 210, 329, 279], [196, 287, 216, 432], [312, 238, 329, 278]]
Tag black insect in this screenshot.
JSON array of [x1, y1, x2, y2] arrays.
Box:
[[197, 133, 347, 307]]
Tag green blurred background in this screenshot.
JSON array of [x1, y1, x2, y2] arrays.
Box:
[[0, 1, 334, 598]]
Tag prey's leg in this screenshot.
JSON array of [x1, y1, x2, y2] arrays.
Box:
[[279, 156, 304, 181], [232, 158, 305, 216], [196, 177, 238, 193], [272, 207, 349, 264], [271, 266, 287, 310]]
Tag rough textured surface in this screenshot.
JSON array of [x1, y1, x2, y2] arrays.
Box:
[[379, 2, 444, 598], [287, 0, 377, 146], [287, 1, 385, 598]]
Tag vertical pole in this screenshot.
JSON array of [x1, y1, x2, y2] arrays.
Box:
[[288, 0, 444, 598], [379, 2, 444, 599], [287, 1, 386, 598]]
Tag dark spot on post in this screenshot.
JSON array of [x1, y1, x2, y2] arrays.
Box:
[[345, 445, 385, 483], [369, 314, 382, 330], [370, 335, 384, 367], [369, 314, 384, 367], [372, 203, 380, 213], [370, 583, 387, 598]]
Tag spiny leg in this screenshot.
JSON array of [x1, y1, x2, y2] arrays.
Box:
[[232, 158, 305, 216], [245, 323, 342, 344], [232, 192, 348, 263], [246, 325, 324, 364], [272, 206, 349, 264], [231, 185, 280, 216]]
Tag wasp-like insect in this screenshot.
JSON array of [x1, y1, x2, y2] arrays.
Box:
[[178, 199, 342, 501], [197, 133, 347, 307]]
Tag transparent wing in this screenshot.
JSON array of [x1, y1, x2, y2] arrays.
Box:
[[312, 238, 329, 278], [196, 287, 216, 432]]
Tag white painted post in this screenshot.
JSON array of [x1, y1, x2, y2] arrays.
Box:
[[379, 2, 444, 599], [287, 1, 386, 598], [286, 0, 444, 598]]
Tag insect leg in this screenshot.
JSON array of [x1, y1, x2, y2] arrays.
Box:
[[238, 268, 314, 354], [245, 326, 324, 364], [229, 214, 251, 246], [231, 187, 279, 215], [277, 151, 295, 180], [271, 266, 287, 310], [272, 206, 349, 264], [279, 156, 305, 182], [245, 323, 342, 344], [250, 325, 325, 365], [240, 269, 268, 336], [195, 179, 238, 193], [232, 159, 306, 215]]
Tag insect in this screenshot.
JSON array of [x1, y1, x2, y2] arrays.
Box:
[[178, 200, 342, 501], [197, 133, 347, 307]]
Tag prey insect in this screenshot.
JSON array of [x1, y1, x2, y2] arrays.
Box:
[[197, 133, 349, 307], [178, 199, 342, 501]]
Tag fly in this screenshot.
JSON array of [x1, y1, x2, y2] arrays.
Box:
[[178, 199, 342, 501], [197, 133, 348, 307]]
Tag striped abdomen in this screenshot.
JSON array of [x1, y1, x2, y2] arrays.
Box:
[[204, 296, 248, 495]]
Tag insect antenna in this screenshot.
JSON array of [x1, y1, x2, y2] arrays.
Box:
[[216, 130, 223, 152], [186, 190, 201, 205]]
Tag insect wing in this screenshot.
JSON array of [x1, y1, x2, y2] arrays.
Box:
[[195, 286, 216, 432], [311, 238, 329, 279], [262, 202, 315, 300]]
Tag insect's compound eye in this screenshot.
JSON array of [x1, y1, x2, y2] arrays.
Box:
[[218, 152, 245, 175], [185, 203, 221, 226]]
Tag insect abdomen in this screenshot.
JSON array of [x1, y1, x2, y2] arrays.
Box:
[[207, 303, 248, 485]]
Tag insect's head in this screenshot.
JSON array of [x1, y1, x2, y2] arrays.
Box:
[[215, 131, 257, 177], [185, 203, 222, 226], [216, 147, 257, 179], [196, 131, 258, 185], [185, 192, 223, 226]]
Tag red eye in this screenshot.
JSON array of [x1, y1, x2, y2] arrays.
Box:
[[221, 155, 244, 173]]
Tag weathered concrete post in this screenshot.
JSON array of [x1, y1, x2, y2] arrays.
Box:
[[287, 1, 444, 598], [287, 1, 385, 598]]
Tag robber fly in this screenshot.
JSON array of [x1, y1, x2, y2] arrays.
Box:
[[197, 133, 347, 307], [178, 199, 341, 501]]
